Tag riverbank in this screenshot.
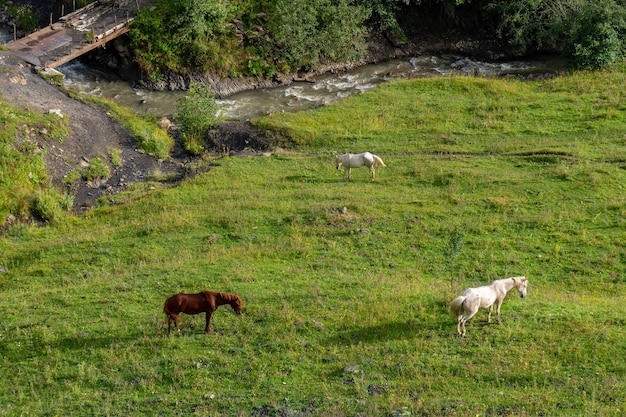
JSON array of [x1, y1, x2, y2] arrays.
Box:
[[0, 49, 189, 213], [1, 44, 564, 217], [91, 28, 516, 98], [0, 2, 559, 217], [62, 53, 567, 123]]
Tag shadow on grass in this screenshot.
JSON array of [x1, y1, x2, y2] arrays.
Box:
[[284, 175, 319, 182], [53, 333, 134, 351], [0, 332, 136, 362], [284, 174, 390, 184], [324, 318, 452, 346], [283, 174, 348, 184]]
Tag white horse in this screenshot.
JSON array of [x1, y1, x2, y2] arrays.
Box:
[[335, 152, 386, 181], [450, 276, 528, 337]]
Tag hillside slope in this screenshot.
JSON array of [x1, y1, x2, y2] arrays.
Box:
[[0, 50, 185, 211]]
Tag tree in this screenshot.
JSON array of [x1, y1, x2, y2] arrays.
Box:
[[487, 0, 625, 69], [129, 0, 237, 74], [177, 81, 222, 154], [269, 0, 370, 71], [564, 0, 626, 69], [488, 0, 580, 51]]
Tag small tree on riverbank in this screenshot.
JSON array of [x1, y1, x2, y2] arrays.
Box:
[[563, 0, 626, 69], [489, 0, 625, 69], [177, 81, 222, 155]]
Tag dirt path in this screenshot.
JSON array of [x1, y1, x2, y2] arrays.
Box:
[[1, 50, 192, 211], [1, 49, 272, 212]]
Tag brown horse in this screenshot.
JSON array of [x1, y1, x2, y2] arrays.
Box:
[[163, 291, 243, 334]]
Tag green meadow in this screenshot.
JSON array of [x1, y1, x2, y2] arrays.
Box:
[[1, 70, 626, 416]]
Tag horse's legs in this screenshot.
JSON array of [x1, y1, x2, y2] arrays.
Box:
[[458, 315, 468, 337], [173, 314, 182, 332], [495, 299, 503, 323], [455, 302, 465, 336], [370, 166, 375, 180], [204, 310, 213, 333], [488, 305, 493, 323], [459, 303, 479, 336], [167, 314, 181, 334]]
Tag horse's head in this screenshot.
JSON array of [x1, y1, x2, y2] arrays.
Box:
[[514, 276, 528, 298], [231, 296, 243, 314], [335, 156, 342, 170]]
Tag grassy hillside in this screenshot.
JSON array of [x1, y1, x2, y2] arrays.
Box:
[[1, 70, 625, 416], [0, 96, 72, 224]]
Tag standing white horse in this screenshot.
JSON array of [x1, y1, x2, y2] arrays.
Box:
[[335, 152, 386, 181], [450, 276, 528, 337]]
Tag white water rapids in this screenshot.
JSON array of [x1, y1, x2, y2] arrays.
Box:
[[58, 54, 565, 121]]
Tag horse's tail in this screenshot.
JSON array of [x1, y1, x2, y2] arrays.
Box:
[[163, 299, 183, 324], [449, 296, 466, 317], [372, 154, 386, 167], [335, 155, 342, 169]]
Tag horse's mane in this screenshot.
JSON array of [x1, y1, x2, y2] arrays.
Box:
[[218, 291, 239, 301], [510, 276, 526, 286]]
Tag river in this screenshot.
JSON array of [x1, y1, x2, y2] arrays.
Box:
[[58, 54, 565, 121]]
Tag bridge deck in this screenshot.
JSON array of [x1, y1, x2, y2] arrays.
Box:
[[7, 0, 151, 68]]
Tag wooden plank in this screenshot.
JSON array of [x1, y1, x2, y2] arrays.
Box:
[[7, 0, 150, 68], [59, 1, 100, 23], [6, 27, 73, 67], [46, 25, 131, 68]]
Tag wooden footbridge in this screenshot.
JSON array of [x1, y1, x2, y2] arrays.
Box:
[[7, 0, 153, 68]]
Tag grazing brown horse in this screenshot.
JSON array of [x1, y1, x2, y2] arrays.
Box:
[[163, 291, 243, 334]]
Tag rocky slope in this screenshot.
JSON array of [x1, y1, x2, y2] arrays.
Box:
[[0, 50, 187, 212]]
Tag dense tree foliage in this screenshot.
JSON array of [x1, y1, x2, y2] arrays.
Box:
[[563, 0, 626, 69], [127, 0, 625, 78], [129, 0, 375, 76], [1, 0, 39, 30], [129, 0, 241, 75], [269, 0, 369, 71], [488, 0, 625, 68]]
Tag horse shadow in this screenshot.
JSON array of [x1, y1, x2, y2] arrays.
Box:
[[283, 175, 340, 184], [323, 318, 451, 346], [324, 321, 415, 345], [36, 333, 131, 355]]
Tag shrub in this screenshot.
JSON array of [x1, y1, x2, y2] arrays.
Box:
[[354, 0, 406, 40], [81, 155, 111, 182], [129, 0, 372, 76], [176, 81, 222, 154], [108, 147, 123, 167], [269, 0, 369, 71], [129, 0, 237, 74], [9, 4, 38, 31], [488, 0, 577, 51], [563, 1, 626, 69], [30, 191, 63, 223], [488, 0, 625, 70]]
